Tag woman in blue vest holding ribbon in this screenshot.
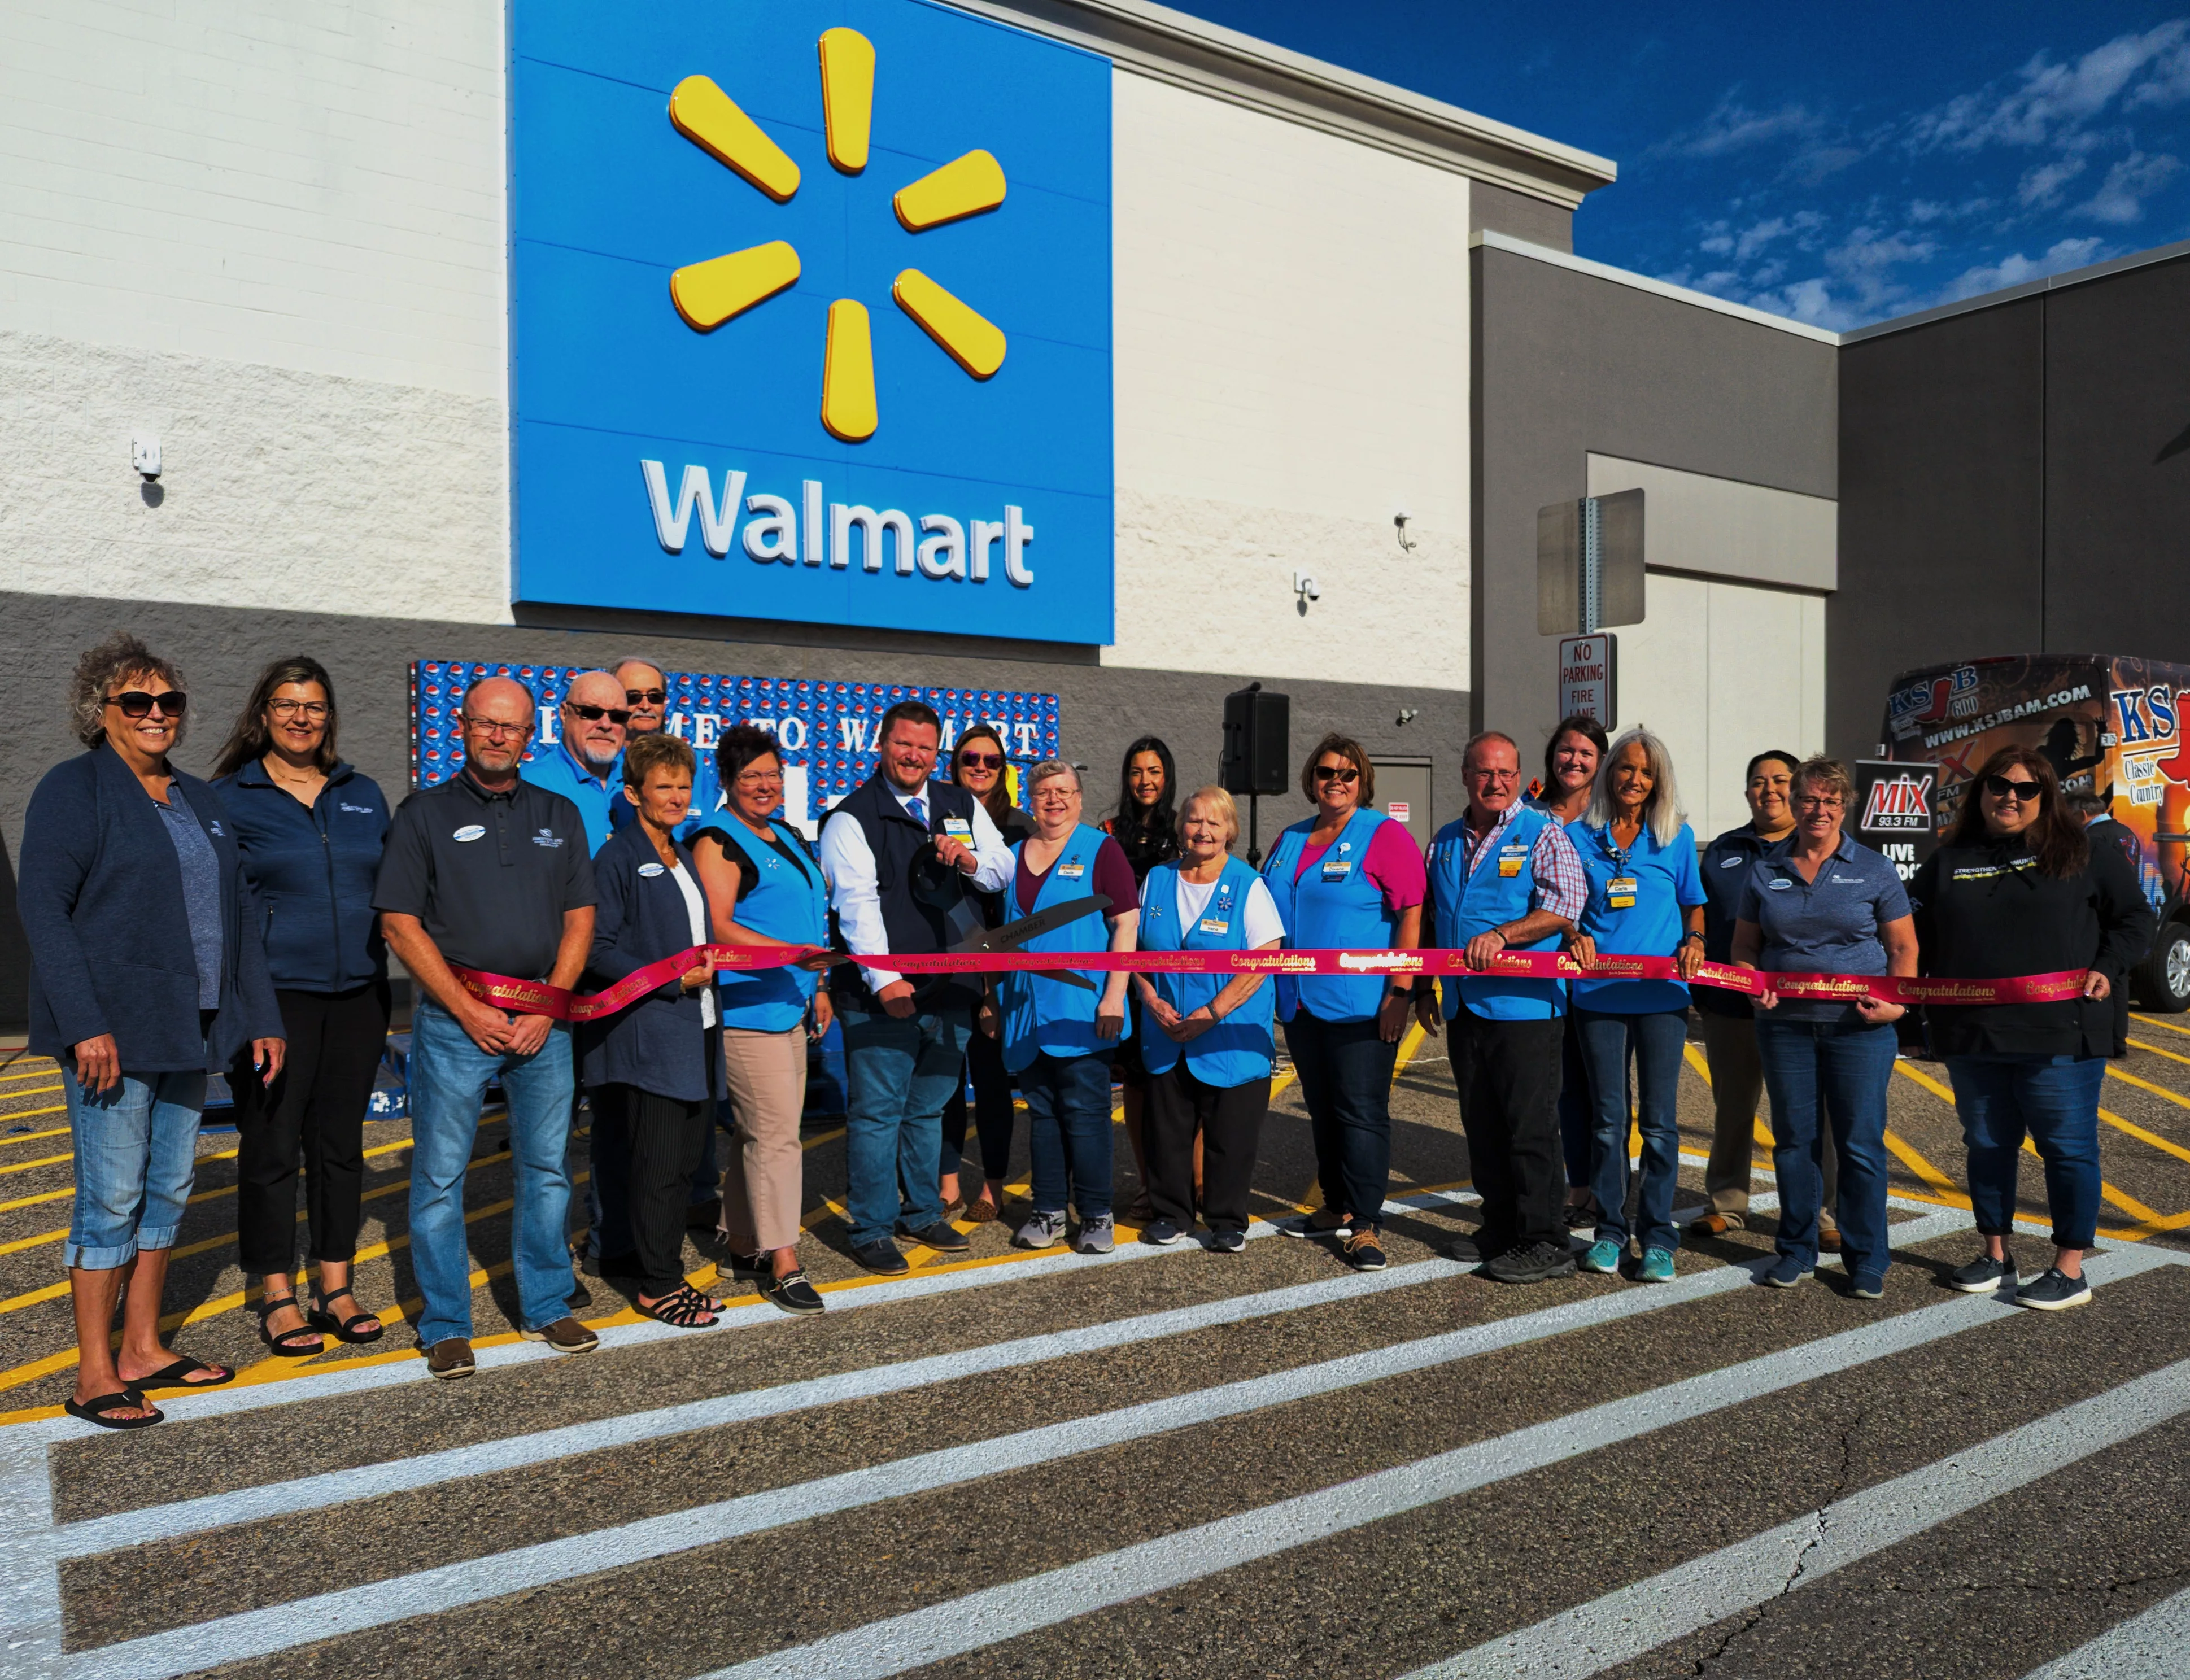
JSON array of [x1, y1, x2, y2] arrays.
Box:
[[691, 723, 832, 1315], [997, 760, 1140, 1255], [1134, 786, 1286, 1251], [1564, 728, 1708, 1284], [1262, 733, 1425, 1272]]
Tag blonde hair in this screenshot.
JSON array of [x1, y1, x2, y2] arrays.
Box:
[[1586, 727, 1687, 848], [1180, 784, 1240, 846]]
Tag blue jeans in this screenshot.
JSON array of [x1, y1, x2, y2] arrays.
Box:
[[64, 1066, 206, 1269], [839, 1002, 970, 1248], [1755, 1018, 1896, 1277], [1945, 1053, 2105, 1249], [1285, 1012, 1397, 1232], [407, 1000, 576, 1346], [1574, 1008, 1688, 1253], [1022, 1049, 1116, 1219]]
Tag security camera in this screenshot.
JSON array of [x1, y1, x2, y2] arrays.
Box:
[[1293, 571, 1321, 601]]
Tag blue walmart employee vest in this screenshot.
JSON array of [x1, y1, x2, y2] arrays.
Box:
[[1426, 806, 1567, 1022], [997, 823, 1131, 1073], [1136, 857, 1276, 1089]]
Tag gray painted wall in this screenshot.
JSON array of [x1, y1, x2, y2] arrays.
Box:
[[1831, 251, 2190, 759], [1471, 244, 1839, 761], [0, 594, 1469, 1019], [1470, 180, 1572, 253]]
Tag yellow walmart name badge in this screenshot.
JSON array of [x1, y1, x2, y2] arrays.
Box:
[[1606, 875, 1639, 910], [1058, 861, 1085, 880], [1199, 918, 1229, 936], [942, 817, 974, 841], [1498, 843, 1528, 878]]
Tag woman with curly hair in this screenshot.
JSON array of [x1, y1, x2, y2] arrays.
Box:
[[20, 634, 285, 1427]]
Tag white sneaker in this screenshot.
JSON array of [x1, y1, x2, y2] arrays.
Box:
[[1015, 1210, 1067, 1250], [1075, 1214, 1116, 1254]]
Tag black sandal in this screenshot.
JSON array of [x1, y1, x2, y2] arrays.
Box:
[[64, 1390, 163, 1429], [129, 1353, 235, 1389], [309, 1284, 385, 1344], [254, 1293, 325, 1358], [636, 1285, 721, 1328]]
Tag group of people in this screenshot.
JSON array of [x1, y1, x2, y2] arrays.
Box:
[[19, 634, 2155, 1430]]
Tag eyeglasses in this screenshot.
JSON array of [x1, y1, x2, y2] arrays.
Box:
[[463, 715, 530, 739], [1314, 765, 1360, 784], [567, 702, 632, 725], [957, 752, 1003, 770], [106, 691, 187, 719], [1985, 774, 2044, 801], [734, 769, 785, 787], [1032, 788, 1079, 804], [1792, 795, 1844, 811], [624, 688, 666, 706], [267, 699, 329, 719], [1469, 769, 1520, 783]]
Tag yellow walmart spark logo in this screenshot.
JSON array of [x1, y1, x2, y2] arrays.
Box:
[[665, 27, 1007, 443]]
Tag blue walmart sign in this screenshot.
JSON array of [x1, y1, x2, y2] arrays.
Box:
[[509, 1, 1115, 643]]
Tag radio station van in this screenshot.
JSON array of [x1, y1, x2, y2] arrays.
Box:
[[1875, 653, 2190, 1009]]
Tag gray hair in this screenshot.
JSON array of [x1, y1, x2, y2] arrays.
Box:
[[1025, 758, 1080, 795], [69, 632, 186, 750], [610, 654, 665, 680], [1586, 726, 1686, 848]]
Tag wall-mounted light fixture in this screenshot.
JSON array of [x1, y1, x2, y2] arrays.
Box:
[[1393, 504, 1417, 553], [132, 432, 162, 479], [1292, 570, 1320, 603], [1396, 707, 1420, 726]]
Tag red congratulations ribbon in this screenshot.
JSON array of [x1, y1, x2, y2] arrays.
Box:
[[446, 946, 2092, 1022]]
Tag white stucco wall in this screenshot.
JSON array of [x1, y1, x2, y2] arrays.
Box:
[[0, 0, 512, 623], [1107, 71, 1472, 691]]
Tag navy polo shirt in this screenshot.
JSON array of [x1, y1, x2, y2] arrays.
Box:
[[373, 771, 596, 981], [1695, 824, 1786, 1019], [1737, 832, 1910, 1024]]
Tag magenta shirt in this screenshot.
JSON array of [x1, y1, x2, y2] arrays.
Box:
[[1293, 817, 1428, 916], [1016, 834, 1138, 917]]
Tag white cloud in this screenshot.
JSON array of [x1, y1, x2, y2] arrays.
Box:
[[1939, 237, 2109, 300], [1650, 94, 1820, 160], [2075, 150, 2184, 221], [2017, 154, 2089, 207], [1914, 21, 2190, 150]]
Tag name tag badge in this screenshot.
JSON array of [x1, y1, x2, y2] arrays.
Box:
[[1606, 875, 1639, 909], [943, 817, 974, 841], [1720, 855, 1747, 868], [1058, 862, 1086, 880], [1768, 877, 1795, 892], [1321, 858, 1353, 880], [1498, 857, 1524, 877], [453, 824, 485, 843], [637, 863, 665, 878], [1199, 918, 1230, 936]]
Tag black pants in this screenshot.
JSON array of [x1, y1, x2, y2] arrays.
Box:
[[1144, 1061, 1269, 1232], [1448, 1009, 1567, 1255], [940, 1025, 1015, 1183], [591, 1083, 712, 1294], [231, 982, 391, 1276], [1284, 1012, 1398, 1233]]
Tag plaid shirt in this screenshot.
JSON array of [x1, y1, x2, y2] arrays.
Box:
[[1451, 802, 1587, 926]]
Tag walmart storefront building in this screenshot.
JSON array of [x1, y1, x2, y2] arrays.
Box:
[[1, 0, 1862, 999]]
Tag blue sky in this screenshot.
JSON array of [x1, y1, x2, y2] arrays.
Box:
[[1160, 2, 2190, 330]]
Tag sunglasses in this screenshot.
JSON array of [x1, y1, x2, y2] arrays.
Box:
[[568, 702, 632, 725], [624, 688, 666, 706], [1984, 774, 2044, 801], [106, 690, 188, 719], [957, 752, 1004, 770], [1314, 765, 1360, 784]]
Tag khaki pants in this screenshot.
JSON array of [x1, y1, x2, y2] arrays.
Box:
[[719, 1027, 809, 1254], [1700, 1010, 1836, 1230]]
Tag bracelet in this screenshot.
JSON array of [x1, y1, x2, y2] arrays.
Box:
[[1682, 931, 1705, 945]]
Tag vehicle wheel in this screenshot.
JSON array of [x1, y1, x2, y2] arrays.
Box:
[[2134, 921, 2190, 1013]]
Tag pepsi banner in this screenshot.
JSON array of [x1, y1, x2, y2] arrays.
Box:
[[409, 658, 1058, 832]]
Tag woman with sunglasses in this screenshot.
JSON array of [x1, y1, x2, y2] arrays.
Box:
[[1731, 756, 1917, 1298], [1102, 736, 1180, 1222], [20, 634, 285, 1426], [691, 725, 832, 1313], [941, 723, 1033, 1221], [212, 656, 393, 1355], [1262, 732, 1425, 1272], [1911, 747, 2154, 1310]]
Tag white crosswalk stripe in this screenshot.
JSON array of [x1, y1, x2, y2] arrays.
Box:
[[2017, 1582, 2190, 1680]]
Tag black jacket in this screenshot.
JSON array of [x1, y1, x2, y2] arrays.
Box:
[[1909, 833, 2156, 1059], [578, 824, 721, 1103]]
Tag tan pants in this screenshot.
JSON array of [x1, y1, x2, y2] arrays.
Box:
[[1700, 1011, 1836, 1229], [719, 1027, 808, 1253]]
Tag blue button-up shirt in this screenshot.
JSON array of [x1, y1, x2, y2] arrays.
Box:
[[521, 739, 621, 856]]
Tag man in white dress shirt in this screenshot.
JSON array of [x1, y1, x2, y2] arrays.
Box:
[[818, 701, 1013, 1273]]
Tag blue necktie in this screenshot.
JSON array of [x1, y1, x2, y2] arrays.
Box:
[[908, 796, 928, 827]]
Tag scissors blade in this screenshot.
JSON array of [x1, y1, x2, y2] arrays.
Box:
[[952, 893, 1113, 954]]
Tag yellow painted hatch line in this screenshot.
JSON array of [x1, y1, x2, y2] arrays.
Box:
[[2108, 1063, 2190, 1112], [0, 1125, 69, 1149], [2100, 1105, 2190, 1167], [2130, 1011, 2190, 1038], [2127, 1035, 2190, 1069]]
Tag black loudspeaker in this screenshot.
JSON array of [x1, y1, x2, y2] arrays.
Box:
[[1221, 683, 1290, 796]]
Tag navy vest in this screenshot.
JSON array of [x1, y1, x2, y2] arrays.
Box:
[[830, 772, 981, 1008]]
